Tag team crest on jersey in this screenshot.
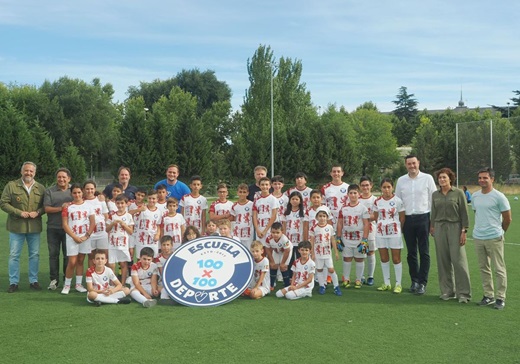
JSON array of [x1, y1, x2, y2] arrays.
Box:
[[162, 236, 254, 307], [103, 276, 108, 281], [340, 188, 347, 193], [197, 200, 201, 204], [389, 201, 395, 206], [303, 192, 308, 196]]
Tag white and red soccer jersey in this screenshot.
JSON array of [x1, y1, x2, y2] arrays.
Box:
[[285, 186, 313, 210], [180, 194, 208, 231], [86, 266, 118, 291], [373, 195, 405, 238], [84, 197, 108, 237], [128, 201, 144, 243], [249, 257, 270, 290], [338, 202, 369, 243], [283, 209, 305, 246], [321, 182, 349, 227], [265, 233, 292, 253], [107, 211, 134, 250], [209, 200, 233, 218], [159, 213, 185, 248], [273, 193, 289, 222], [291, 257, 316, 289], [131, 261, 159, 287], [230, 201, 254, 241], [304, 206, 331, 233], [359, 195, 377, 241], [62, 202, 94, 237], [253, 194, 279, 231], [309, 223, 334, 258], [106, 200, 118, 215], [154, 253, 172, 283], [156, 202, 168, 215], [134, 207, 162, 246]]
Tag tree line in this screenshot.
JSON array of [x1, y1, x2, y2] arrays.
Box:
[[1, 45, 519, 187]]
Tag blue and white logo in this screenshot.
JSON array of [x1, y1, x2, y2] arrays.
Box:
[[162, 236, 254, 307]]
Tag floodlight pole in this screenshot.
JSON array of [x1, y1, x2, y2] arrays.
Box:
[[267, 62, 275, 178]]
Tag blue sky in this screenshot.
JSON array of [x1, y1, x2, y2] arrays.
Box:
[[1, 0, 518, 112]]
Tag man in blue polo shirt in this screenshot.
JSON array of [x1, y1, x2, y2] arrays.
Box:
[[154, 164, 190, 212]]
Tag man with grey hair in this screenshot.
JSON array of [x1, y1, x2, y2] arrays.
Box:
[[1, 162, 46, 293], [44, 167, 73, 290]]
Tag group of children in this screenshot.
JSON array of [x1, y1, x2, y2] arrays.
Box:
[[60, 166, 407, 305]]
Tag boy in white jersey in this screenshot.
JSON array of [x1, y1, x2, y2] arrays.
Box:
[[128, 187, 147, 264], [271, 175, 288, 220], [304, 189, 331, 240], [209, 183, 233, 222], [310, 206, 342, 296], [154, 235, 174, 300], [180, 175, 207, 234], [337, 185, 370, 289], [86, 250, 131, 306], [230, 184, 254, 247], [245, 240, 271, 299], [106, 183, 123, 214], [265, 222, 293, 289], [359, 176, 377, 286], [134, 190, 162, 257], [253, 177, 279, 244], [276, 240, 315, 300], [321, 165, 349, 229], [155, 184, 168, 215], [217, 219, 240, 242], [285, 172, 313, 210], [130, 247, 159, 307], [157, 198, 186, 251], [83, 180, 109, 266], [106, 194, 134, 286]]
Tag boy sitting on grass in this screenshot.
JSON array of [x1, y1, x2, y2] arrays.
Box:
[[276, 240, 315, 300], [130, 247, 159, 308], [86, 250, 131, 306]]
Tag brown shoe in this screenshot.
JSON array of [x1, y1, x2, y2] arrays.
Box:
[[30, 282, 42, 291], [7, 284, 19, 293]]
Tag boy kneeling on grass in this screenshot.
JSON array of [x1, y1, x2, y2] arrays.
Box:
[[86, 250, 131, 306], [276, 240, 315, 300]]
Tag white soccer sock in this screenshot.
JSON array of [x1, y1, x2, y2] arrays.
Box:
[[276, 290, 285, 298], [342, 261, 352, 282], [381, 261, 391, 285], [130, 290, 147, 304], [394, 262, 402, 286], [367, 254, 376, 278], [317, 270, 326, 287], [356, 261, 365, 282], [95, 295, 119, 304], [75, 275, 83, 285], [330, 272, 339, 287], [64, 278, 72, 286]]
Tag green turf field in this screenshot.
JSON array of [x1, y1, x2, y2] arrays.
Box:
[[0, 197, 518, 363]]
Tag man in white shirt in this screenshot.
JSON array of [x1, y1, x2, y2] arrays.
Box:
[[395, 155, 436, 295]]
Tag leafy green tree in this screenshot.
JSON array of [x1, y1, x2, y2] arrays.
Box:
[[351, 107, 399, 178], [61, 142, 87, 183], [411, 116, 443, 174], [392, 86, 419, 146]]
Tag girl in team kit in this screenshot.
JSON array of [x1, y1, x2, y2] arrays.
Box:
[[372, 178, 405, 294], [61, 184, 95, 295], [83, 181, 109, 269], [282, 191, 305, 248], [183, 225, 201, 243]]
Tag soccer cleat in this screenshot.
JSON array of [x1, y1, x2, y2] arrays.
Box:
[[377, 284, 392, 291], [393, 285, 402, 294], [342, 280, 351, 288], [143, 299, 157, 308], [48, 279, 58, 291], [366, 277, 375, 286], [117, 297, 132, 304], [61, 285, 71, 295], [477, 296, 495, 306], [327, 275, 332, 284], [494, 299, 505, 310], [333, 286, 342, 296], [354, 280, 362, 289], [242, 288, 252, 297], [75, 284, 87, 293], [319, 286, 326, 295]]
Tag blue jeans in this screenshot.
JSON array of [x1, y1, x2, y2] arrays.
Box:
[[9, 232, 41, 285]]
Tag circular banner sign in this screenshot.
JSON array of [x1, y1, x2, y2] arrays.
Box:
[[162, 236, 254, 307]]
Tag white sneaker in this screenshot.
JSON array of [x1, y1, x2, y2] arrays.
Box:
[[75, 284, 87, 293], [48, 279, 58, 291], [61, 285, 71, 295], [143, 299, 157, 308]]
